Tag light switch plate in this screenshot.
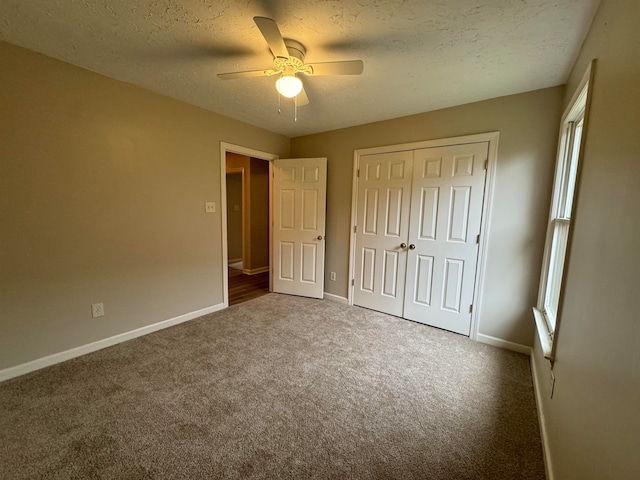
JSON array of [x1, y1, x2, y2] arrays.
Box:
[[205, 202, 216, 213]]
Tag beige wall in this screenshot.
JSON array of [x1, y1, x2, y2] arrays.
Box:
[[249, 158, 270, 270], [291, 87, 563, 346], [225, 153, 270, 271], [226, 153, 251, 266], [0, 41, 289, 370], [226, 173, 243, 261], [532, 1, 640, 478]]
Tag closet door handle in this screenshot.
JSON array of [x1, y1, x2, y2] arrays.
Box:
[[409, 244, 416, 250], [317, 235, 324, 240], [400, 243, 407, 249]]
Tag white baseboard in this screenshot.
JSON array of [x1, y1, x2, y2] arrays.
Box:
[[0, 303, 225, 383], [323, 292, 348, 304], [476, 333, 533, 355], [242, 266, 270, 275], [530, 350, 554, 480]]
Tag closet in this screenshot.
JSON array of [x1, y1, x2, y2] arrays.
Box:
[[353, 141, 489, 335]]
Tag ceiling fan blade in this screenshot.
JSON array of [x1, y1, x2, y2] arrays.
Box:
[[253, 16, 289, 59], [217, 69, 272, 80], [307, 60, 364, 76], [297, 87, 310, 106]]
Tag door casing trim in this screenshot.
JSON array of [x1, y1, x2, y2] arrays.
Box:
[[348, 132, 500, 340]]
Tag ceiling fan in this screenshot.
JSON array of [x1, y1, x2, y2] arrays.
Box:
[[217, 17, 364, 106]]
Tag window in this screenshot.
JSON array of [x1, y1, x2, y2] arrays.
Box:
[[543, 116, 583, 330], [534, 64, 592, 359]]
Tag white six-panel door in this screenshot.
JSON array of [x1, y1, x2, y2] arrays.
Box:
[[403, 143, 488, 334], [273, 158, 327, 299], [353, 151, 413, 316], [353, 143, 488, 335]]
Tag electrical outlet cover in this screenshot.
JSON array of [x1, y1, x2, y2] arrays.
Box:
[[91, 303, 104, 318]]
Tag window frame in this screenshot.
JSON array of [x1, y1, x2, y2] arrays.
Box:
[[534, 62, 594, 360]]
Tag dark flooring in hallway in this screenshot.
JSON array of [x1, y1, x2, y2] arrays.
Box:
[[228, 267, 269, 306]]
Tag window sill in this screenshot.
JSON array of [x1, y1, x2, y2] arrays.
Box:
[[532, 307, 554, 360]]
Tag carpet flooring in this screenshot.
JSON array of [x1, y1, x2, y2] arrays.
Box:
[[0, 294, 545, 479]]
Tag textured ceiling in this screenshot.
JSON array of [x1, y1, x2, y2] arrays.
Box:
[[0, 1, 599, 137]]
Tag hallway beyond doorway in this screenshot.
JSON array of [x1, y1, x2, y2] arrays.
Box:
[[228, 268, 269, 306]]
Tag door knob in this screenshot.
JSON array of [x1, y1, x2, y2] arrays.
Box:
[[409, 244, 416, 250], [317, 235, 323, 240], [400, 243, 407, 249]]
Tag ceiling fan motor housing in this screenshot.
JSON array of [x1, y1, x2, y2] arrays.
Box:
[[284, 39, 305, 61], [273, 39, 313, 76]]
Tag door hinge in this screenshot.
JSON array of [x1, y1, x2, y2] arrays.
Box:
[[352, 279, 355, 286], [357, 168, 360, 178], [469, 304, 473, 313], [476, 234, 480, 244], [354, 225, 357, 233], [484, 159, 488, 170]]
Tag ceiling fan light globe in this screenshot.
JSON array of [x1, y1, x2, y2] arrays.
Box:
[[276, 75, 303, 98]]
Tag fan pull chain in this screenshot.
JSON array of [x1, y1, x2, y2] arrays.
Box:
[[294, 95, 298, 122], [277, 91, 281, 115]]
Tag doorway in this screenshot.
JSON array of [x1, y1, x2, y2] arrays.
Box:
[[225, 153, 270, 306], [220, 144, 329, 307], [220, 143, 278, 308]]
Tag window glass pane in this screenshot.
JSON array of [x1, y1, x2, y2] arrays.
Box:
[[544, 220, 570, 329], [563, 118, 584, 218], [556, 123, 574, 216]]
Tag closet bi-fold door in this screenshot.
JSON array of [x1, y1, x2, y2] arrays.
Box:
[[403, 143, 488, 335], [353, 151, 413, 316], [353, 143, 488, 336]]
